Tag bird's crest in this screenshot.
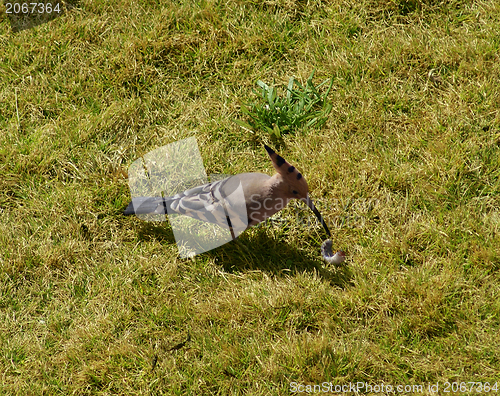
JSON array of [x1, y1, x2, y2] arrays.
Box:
[[264, 144, 309, 198]]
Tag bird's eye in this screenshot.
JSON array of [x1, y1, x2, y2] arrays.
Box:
[[292, 190, 298, 194]]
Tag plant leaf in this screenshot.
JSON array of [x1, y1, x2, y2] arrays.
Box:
[[233, 119, 255, 131]]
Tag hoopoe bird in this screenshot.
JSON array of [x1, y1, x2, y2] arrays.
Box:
[[123, 145, 331, 240]]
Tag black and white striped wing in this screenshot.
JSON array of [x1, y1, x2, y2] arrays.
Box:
[[124, 176, 249, 234]]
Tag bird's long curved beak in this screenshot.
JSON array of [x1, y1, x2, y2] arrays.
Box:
[[301, 195, 331, 237]]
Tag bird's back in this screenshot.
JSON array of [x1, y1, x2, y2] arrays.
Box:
[[124, 173, 271, 230]]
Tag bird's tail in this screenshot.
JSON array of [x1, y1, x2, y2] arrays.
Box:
[[123, 197, 171, 215]]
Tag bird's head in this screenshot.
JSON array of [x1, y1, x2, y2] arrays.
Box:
[[264, 144, 331, 237], [264, 144, 309, 200]]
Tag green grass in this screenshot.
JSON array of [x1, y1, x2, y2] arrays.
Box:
[[235, 70, 333, 137], [1, 0, 500, 394]]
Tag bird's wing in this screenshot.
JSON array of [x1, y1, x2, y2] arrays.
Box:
[[125, 173, 274, 236], [125, 177, 245, 228]]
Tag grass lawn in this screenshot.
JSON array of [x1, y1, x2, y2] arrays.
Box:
[[1, 0, 499, 394]]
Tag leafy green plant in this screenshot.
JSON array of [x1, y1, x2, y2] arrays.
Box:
[[235, 70, 334, 137]]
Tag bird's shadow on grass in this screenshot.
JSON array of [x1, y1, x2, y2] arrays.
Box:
[[217, 232, 353, 289], [135, 222, 178, 244], [134, 222, 353, 289]]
